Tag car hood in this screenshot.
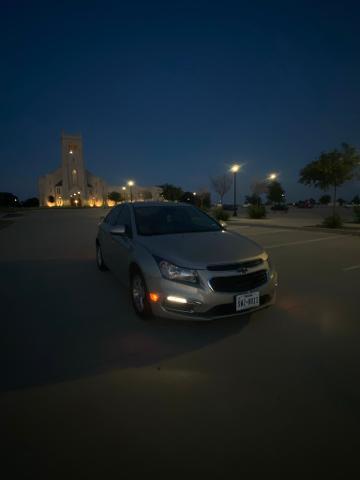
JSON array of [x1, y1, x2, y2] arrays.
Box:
[[137, 230, 264, 269]]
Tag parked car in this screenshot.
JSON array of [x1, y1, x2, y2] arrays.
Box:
[[270, 203, 289, 212], [96, 202, 278, 320], [295, 200, 313, 208]]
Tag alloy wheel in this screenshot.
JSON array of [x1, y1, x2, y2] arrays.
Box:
[[96, 244, 107, 271], [132, 274, 146, 313]]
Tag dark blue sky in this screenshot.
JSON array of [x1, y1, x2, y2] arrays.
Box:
[[1, 0, 360, 201]]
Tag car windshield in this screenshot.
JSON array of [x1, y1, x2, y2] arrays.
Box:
[[134, 205, 222, 236]]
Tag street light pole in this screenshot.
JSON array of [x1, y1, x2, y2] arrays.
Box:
[[230, 164, 240, 217], [233, 171, 237, 216], [127, 180, 135, 202]]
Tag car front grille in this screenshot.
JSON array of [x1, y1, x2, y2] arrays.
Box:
[[207, 258, 263, 271], [209, 269, 268, 293]]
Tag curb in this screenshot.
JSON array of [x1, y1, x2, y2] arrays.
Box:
[[228, 220, 360, 237]]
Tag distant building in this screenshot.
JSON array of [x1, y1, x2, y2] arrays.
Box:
[[39, 133, 162, 207]]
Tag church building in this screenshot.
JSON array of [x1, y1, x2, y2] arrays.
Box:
[[39, 133, 161, 207]]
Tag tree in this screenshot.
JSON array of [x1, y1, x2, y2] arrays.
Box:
[[22, 197, 39, 207], [352, 195, 360, 205], [0, 192, 19, 207], [267, 181, 285, 203], [251, 180, 268, 196], [180, 192, 196, 204], [108, 191, 122, 203], [47, 195, 55, 204], [210, 174, 232, 204], [159, 184, 184, 201], [319, 194, 331, 205], [299, 143, 360, 217], [197, 189, 211, 209], [245, 194, 262, 205]]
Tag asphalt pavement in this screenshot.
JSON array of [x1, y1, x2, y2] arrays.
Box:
[[1, 209, 360, 479]]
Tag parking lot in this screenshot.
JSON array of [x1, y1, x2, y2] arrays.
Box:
[[1, 208, 360, 478]]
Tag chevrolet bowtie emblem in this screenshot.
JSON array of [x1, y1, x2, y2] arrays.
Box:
[[237, 267, 248, 275]]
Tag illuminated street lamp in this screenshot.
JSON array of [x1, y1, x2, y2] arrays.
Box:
[[230, 164, 241, 216], [127, 180, 135, 202], [268, 172, 278, 181]]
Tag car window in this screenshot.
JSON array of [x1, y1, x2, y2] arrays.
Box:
[[105, 206, 124, 226], [115, 205, 132, 235]]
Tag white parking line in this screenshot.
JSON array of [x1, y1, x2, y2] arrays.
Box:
[[343, 264, 360, 272], [265, 236, 340, 249], [247, 229, 290, 235]]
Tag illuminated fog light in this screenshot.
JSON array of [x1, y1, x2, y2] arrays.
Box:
[[166, 296, 187, 304]]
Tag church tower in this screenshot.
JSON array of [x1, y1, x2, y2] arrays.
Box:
[[61, 133, 87, 206]]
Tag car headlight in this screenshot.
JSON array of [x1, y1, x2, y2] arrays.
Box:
[[265, 253, 275, 277], [154, 257, 198, 284], [262, 251, 271, 267]]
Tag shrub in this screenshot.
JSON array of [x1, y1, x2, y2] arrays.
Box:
[[247, 204, 266, 219], [108, 191, 122, 203], [211, 206, 230, 221], [322, 214, 343, 228], [353, 206, 360, 223]]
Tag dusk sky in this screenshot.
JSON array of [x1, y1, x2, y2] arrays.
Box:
[[1, 0, 360, 201]]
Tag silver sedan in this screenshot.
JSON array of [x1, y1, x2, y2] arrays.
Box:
[[96, 202, 278, 320]]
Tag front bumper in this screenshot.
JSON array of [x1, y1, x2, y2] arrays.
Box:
[[146, 269, 278, 321]]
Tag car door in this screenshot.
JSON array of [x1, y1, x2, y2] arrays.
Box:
[[98, 206, 123, 269], [106, 204, 134, 284]]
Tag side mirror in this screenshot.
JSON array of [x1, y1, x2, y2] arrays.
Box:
[[220, 221, 227, 230], [110, 225, 126, 235]]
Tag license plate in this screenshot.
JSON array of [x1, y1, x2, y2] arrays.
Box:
[[236, 292, 260, 311]]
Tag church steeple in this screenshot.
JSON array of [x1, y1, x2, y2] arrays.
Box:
[[61, 133, 86, 201]]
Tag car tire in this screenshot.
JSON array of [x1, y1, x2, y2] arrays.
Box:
[[96, 243, 108, 271], [130, 270, 153, 319]]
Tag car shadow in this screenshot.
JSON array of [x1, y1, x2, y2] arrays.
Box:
[[0, 258, 254, 392]]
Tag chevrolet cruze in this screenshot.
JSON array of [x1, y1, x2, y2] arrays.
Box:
[[96, 202, 277, 320]]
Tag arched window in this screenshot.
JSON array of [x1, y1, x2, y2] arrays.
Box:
[[72, 168, 77, 185]]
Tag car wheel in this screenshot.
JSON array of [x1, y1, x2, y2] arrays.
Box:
[[130, 270, 152, 318], [96, 243, 108, 271]]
